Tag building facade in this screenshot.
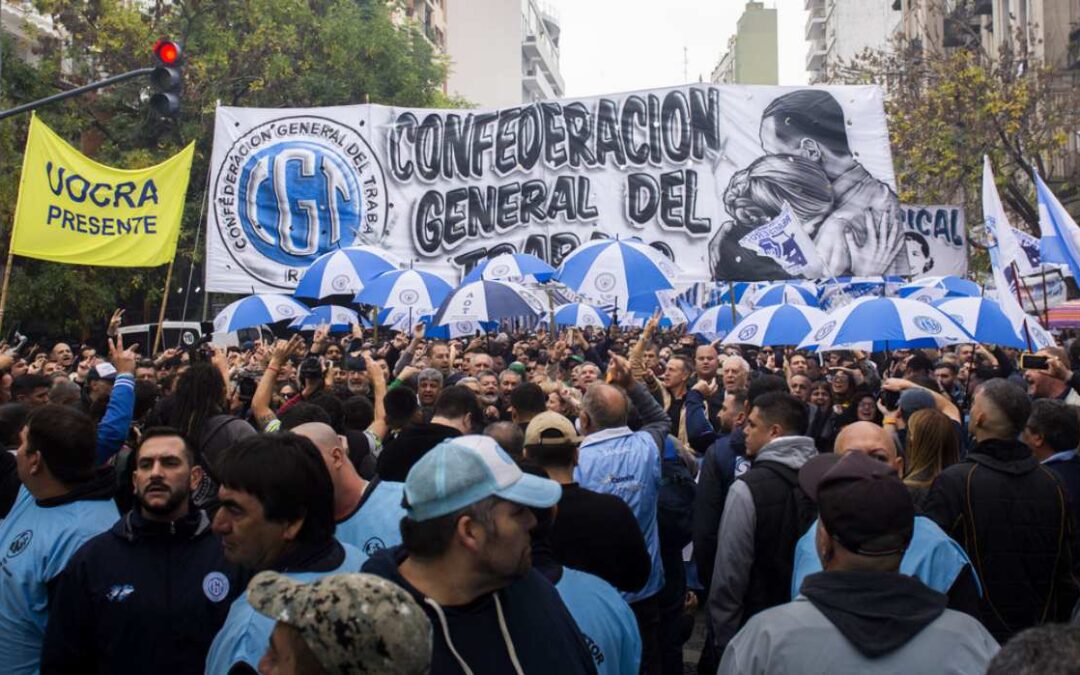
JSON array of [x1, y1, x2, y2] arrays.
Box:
[[711, 1, 778, 85], [445, 0, 564, 108], [805, 0, 901, 83]]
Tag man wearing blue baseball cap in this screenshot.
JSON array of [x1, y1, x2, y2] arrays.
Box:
[[362, 435, 600, 675]]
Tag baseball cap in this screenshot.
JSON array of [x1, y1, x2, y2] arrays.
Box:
[[248, 571, 431, 675], [524, 411, 582, 447], [87, 362, 117, 383], [798, 451, 914, 557], [898, 388, 935, 419], [404, 435, 561, 522]]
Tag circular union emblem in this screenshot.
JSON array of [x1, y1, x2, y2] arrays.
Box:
[[916, 294, 933, 303], [489, 264, 511, 278], [363, 536, 387, 557], [398, 289, 420, 306], [913, 316, 942, 334], [737, 325, 758, 341], [581, 313, 596, 326], [202, 572, 230, 603], [276, 304, 296, 317], [594, 273, 617, 293], [181, 331, 196, 346], [211, 116, 388, 289], [7, 530, 32, 558], [456, 321, 475, 334], [331, 274, 352, 292], [814, 320, 837, 341]]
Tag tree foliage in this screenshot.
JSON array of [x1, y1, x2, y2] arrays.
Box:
[[0, 0, 453, 337], [825, 12, 1080, 271]]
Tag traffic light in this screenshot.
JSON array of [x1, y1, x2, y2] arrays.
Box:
[[150, 39, 182, 117]]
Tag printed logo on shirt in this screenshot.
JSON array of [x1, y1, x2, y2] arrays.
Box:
[[363, 536, 387, 557], [583, 634, 606, 666], [202, 571, 230, 603], [6, 530, 32, 559], [734, 457, 751, 477], [106, 584, 135, 602]]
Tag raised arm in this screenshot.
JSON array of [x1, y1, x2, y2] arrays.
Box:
[[251, 335, 303, 431]]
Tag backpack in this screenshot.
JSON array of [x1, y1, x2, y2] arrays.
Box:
[[658, 439, 697, 551]]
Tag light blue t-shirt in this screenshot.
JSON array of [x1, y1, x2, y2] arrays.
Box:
[[334, 479, 407, 563], [575, 428, 664, 603], [0, 485, 118, 675], [556, 567, 642, 675], [205, 543, 363, 674], [791, 516, 981, 599]]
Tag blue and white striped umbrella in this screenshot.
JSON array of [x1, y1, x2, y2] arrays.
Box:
[[425, 317, 499, 339], [899, 276, 982, 303], [432, 280, 545, 325], [931, 298, 1035, 349], [688, 305, 745, 340], [618, 308, 688, 329], [752, 282, 819, 308], [293, 246, 401, 299], [553, 303, 612, 329], [289, 305, 369, 333], [213, 295, 311, 333], [721, 304, 828, 347], [555, 239, 682, 309], [377, 306, 434, 333], [354, 269, 453, 311], [797, 296, 974, 352], [462, 253, 556, 283]]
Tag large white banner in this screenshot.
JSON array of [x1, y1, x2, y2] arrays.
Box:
[[206, 85, 905, 293], [899, 205, 967, 278]]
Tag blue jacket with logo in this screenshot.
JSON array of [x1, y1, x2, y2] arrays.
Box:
[[334, 478, 407, 563], [0, 472, 118, 675], [41, 508, 246, 675]]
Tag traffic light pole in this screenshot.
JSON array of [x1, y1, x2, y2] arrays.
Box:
[[0, 67, 154, 121]]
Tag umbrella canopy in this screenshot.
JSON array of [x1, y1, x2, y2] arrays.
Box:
[[797, 296, 974, 352], [289, 305, 369, 333], [552, 303, 612, 329], [688, 305, 745, 340], [721, 304, 828, 347], [462, 253, 556, 283], [618, 308, 688, 329], [1048, 300, 1080, 329], [555, 239, 681, 308], [425, 318, 499, 339], [293, 246, 401, 299], [931, 298, 1028, 349], [432, 280, 545, 325], [377, 306, 434, 333], [213, 295, 310, 333], [354, 269, 453, 311], [898, 276, 982, 303], [752, 282, 819, 308]]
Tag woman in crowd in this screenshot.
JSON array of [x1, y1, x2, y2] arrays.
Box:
[[903, 408, 961, 512]]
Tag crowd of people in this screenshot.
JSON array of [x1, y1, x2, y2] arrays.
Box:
[[1, 308, 1080, 674]]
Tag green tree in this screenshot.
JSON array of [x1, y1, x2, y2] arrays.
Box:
[[0, 0, 453, 337], [824, 12, 1080, 275]]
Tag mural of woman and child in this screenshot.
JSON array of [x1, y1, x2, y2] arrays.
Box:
[[708, 89, 911, 281]]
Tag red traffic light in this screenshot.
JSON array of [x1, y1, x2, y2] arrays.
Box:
[[153, 39, 181, 66]]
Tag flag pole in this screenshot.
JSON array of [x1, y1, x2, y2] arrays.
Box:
[[152, 259, 176, 355], [0, 243, 15, 334], [1010, 262, 1034, 352], [1040, 265, 1050, 327]]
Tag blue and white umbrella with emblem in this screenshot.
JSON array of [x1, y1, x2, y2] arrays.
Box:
[[213, 295, 311, 333], [354, 269, 453, 312], [289, 305, 369, 333], [898, 276, 982, 303], [721, 304, 827, 347], [552, 303, 612, 329], [555, 239, 682, 309], [752, 282, 819, 308], [687, 305, 745, 340], [797, 297, 974, 352], [293, 246, 401, 299], [463, 253, 556, 284], [930, 297, 1031, 349], [432, 280, 545, 325]]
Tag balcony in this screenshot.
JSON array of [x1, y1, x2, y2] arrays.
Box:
[[805, 7, 826, 41], [523, 67, 556, 101], [806, 40, 827, 71], [804, 0, 824, 11]]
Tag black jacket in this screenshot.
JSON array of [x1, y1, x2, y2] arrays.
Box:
[[41, 508, 247, 675], [377, 421, 460, 481], [924, 438, 1080, 642], [363, 546, 598, 675]]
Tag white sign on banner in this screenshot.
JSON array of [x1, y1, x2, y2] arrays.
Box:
[[1019, 268, 1067, 314], [205, 86, 905, 293], [899, 205, 967, 278], [738, 204, 825, 278]]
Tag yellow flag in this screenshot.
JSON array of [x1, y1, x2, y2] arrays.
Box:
[[10, 115, 194, 267]]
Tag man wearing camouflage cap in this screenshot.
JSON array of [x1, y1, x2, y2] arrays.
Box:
[[250, 571, 432, 675]]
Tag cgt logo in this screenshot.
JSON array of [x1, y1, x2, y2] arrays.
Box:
[[213, 116, 388, 288]]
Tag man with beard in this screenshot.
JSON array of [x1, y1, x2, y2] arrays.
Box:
[[417, 368, 443, 421], [42, 429, 245, 674], [362, 435, 598, 674], [476, 369, 501, 419]]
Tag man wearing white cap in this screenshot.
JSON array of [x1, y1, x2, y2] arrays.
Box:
[[362, 435, 599, 675]]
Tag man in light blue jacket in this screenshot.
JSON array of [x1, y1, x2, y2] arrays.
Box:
[[575, 354, 669, 675]]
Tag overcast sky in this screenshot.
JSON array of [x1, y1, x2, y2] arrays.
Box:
[[548, 0, 809, 96]]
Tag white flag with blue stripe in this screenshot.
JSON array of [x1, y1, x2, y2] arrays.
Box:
[[1036, 172, 1080, 282], [738, 204, 826, 279]]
